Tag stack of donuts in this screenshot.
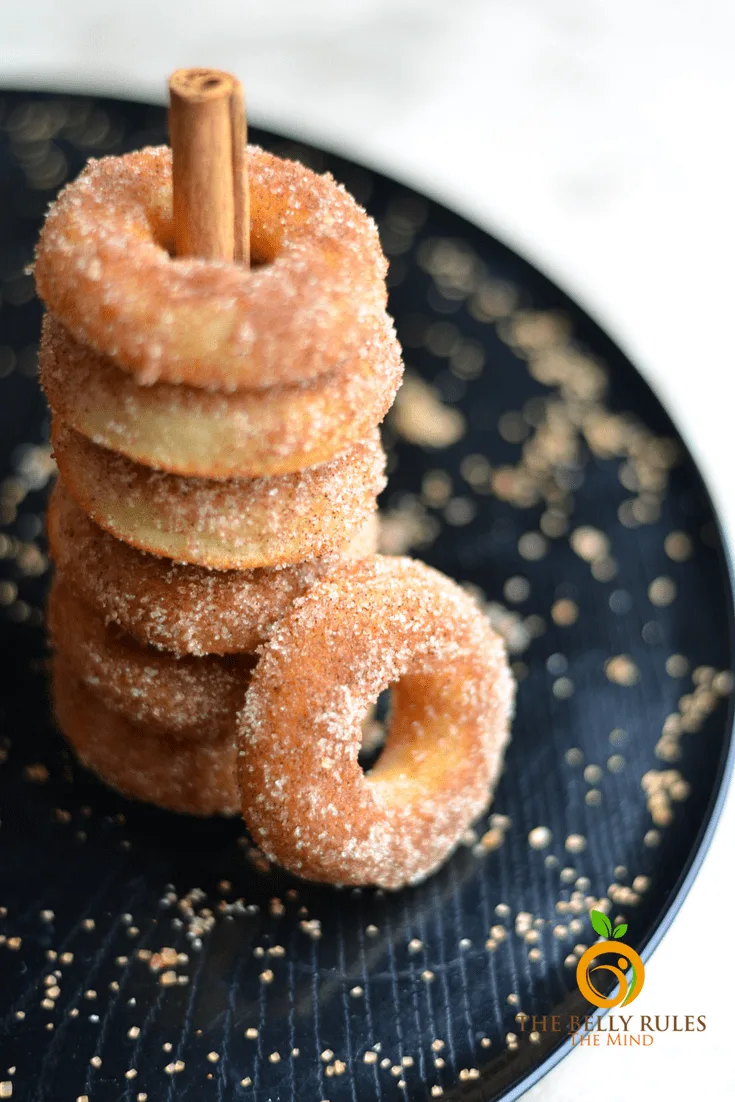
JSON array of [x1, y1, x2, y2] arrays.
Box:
[[34, 84, 514, 888], [36, 142, 397, 810]]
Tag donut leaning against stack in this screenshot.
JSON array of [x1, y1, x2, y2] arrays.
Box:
[[36, 69, 514, 888]]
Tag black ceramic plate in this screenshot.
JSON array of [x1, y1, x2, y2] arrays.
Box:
[[0, 91, 732, 1102]]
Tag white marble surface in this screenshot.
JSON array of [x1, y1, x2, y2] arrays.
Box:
[[2, 2, 734, 1098]]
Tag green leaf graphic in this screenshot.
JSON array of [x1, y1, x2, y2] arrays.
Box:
[[590, 910, 612, 938], [613, 923, 628, 939]]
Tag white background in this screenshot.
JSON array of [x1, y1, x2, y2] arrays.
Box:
[[2, 2, 734, 1097]]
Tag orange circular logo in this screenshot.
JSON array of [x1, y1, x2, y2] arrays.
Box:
[[576, 940, 645, 1008]]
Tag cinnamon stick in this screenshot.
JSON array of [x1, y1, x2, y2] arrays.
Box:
[[168, 68, 250, 265]]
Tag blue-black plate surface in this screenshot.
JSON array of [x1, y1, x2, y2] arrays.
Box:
[[0, 91, 732, 1102]]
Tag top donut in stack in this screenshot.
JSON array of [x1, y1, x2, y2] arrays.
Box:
[[36, 145, 402, 572]]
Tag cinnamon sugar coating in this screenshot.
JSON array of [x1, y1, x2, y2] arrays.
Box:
[[40, 312, 402, 479], [35, 145, 388, 390], [51, 421, 386, 569], [53, 662, 240, 815], [238, 556, 515, 889], [47, 481, 378, 657], [47, 578, 254, 738]]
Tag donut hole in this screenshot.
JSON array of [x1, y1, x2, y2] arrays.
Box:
[[359, 687, 392, 772], [366, 671, 476, 795]]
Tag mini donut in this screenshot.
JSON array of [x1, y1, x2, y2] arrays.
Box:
[[47, 578, 254, 738], [47, 481, 379, 656], [40, 312, 403, 479], [238, 556, 515, 889], [35, 145, 388, 390], [51, 420, 386, 569], [52, 662, 240, 815]]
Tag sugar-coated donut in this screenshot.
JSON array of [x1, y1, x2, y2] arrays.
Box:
[[238, 556, 515, 889], [53, 662, 240, 815], [51, 420, 386, 569], [47, 481, 378, 657], [48, 578, 254, 738], [40, 312, 403, 479], [35, 145, 387, 390]]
